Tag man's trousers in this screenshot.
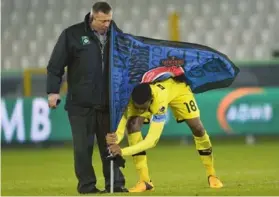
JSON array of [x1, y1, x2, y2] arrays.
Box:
[[67, 106, 125, 193]]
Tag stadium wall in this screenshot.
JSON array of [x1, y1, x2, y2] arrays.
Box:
[[1, 87, 279, 145], [2, 60, 279, 99]]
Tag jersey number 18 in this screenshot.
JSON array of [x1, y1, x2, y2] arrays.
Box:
[[184, 100, 197, 113]]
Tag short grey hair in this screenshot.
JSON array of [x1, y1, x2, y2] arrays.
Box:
[[91, 1, 112, 15]]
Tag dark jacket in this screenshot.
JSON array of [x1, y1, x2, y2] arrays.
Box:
[[47, 13, 112, 110]]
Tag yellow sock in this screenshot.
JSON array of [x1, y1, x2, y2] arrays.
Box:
[[128, 132, 151, 182], [193, 131, 216, 177]]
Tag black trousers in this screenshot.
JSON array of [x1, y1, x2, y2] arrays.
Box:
[[67, 106, 125, 193]]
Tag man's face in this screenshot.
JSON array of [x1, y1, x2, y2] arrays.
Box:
[[133, 100, 152, 113], [91, 11, 112, 34]]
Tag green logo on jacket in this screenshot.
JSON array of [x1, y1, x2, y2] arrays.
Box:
[[81, 36, 90, 45]]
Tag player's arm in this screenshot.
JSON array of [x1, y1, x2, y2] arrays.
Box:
[[115, 113, 128, 144], [108, 101, 132, 144], [121, 113, 166, 156]]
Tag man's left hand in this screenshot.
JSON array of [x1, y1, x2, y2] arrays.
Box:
[[109, 144, 122, 156]]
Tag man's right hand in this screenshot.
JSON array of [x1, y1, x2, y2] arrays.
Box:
[[106, 133, 118, 145], [48, 93, 60, 109]]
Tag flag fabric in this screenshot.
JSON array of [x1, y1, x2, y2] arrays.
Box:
[[109, 22, 239, 131]]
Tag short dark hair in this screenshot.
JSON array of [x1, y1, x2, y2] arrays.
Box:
[[131, 83, 152, 105], [92, 1, 112, 14]]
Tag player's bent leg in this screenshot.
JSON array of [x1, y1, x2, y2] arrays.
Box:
[[126, 116, 154, 192], [185, 117, 223, 189]]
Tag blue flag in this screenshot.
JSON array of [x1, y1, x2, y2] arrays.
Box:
[[109, 23, 239, 132]]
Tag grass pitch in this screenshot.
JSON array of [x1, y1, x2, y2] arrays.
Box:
[[1, 138, 279, 196]]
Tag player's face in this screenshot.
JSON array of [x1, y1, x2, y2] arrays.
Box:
[[91, 11, 112, 34], [134, 100, 152, 113]]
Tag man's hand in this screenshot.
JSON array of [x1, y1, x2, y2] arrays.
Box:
[[48, 94, 61, 109], [109, 144, 122, 156], [106, 133, 118, 145]]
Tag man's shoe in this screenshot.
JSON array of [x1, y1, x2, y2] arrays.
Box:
[[129, 181, 154, 193], [208, 175, 223, 188], [101, 186, 129, 193], [78, 187, 101, 194]]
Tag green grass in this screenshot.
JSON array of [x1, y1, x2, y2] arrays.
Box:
[[1, 139, 279, 196]]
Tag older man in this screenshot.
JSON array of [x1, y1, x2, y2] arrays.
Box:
[[47, 1, 127, 194]]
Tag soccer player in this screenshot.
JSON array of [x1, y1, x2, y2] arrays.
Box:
[[106, 77, 223, 192]]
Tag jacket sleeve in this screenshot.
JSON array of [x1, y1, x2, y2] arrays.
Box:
[[121, 120, 165, 156], [120, 112, 167, 156], [115, 100, 133, 144], [115, 114, 127, 144], [46, 29, 69, 94]]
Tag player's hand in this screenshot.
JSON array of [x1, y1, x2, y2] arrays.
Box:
[[109, 144, 122, 156], [106, 133, 118, 145], [48, 94, 61, 109]]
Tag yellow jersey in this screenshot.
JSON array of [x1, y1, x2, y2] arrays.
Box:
[[116, 78, 200, 156]]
